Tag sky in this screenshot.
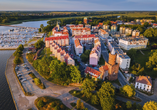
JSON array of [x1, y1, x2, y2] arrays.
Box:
[[0, 0, 157, 11]]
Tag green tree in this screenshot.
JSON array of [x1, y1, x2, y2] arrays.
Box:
[[37, 100, 44, 108], [120, 84, 136, 97], [34, 39, 45, 49], [13, 50, 22, 57], [17, 44, 24, 51], [126, 101, 132, 109], [34, 78, 41, 85], [40, 24, 44, 29], [143, 101, 157, 110], [80, 102, 84, 110], [77, 99, 81, 109], [143, 22, 151, 28], [80, 78, 96, 98], [70, 66, 81, 83], [91, 94, 99, 105], [97, 82, 115, 110], [14, 57, 21, 64]]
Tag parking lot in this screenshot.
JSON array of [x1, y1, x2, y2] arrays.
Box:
[[15, 63, 40, 94]]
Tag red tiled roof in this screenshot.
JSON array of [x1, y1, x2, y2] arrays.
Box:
[[45, 36, 69, 41], [64, 53, 70, 59], [153, 24, 157, 26], [136, 76, 152, 86], [85, 67, 101, 78], [75, 34, 95, 39], [60, 50, 66, 55], [74, 39, 82, 47]]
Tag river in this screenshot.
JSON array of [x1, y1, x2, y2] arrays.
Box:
[[0, 20, 48, 110]]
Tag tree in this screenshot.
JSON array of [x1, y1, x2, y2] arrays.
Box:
[[34, 39, 45, 49], [70, 66, 81, 83], [14, 57, 21, 64], [17, 44, 24, 51], [37, 100, 44, 108], [143, 101, 157, 110], [34, 78, 41, 85], [13, 50, 22, 57], [126, 101, 132, 109], [143, 22, 151, 28], [80, 102, 84, 109], [80, 78, 96, 98], [91, 94, 99, 105], [97, 82, 115, 110], [120, 84, 136, 97], [40, 24, 44, 29], [77, 99, 81, 109]]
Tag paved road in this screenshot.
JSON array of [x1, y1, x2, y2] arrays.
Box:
[[99, 38, 157, 105]]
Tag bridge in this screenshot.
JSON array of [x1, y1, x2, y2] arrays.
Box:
[[0, 24, 39, 29]]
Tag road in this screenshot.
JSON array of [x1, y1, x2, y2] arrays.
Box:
[[99, 37, 157, 105]]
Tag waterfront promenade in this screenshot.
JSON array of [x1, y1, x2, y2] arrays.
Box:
[[5, 53, 98, 110]]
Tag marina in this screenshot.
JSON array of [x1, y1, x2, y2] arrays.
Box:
[[0, 27, 39, 49]]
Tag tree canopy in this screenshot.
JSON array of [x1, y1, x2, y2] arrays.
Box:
[[34, 39, 45, 49], [97, 82, 115, 110], [143, 101, 157, 110], [120, 84, 136, 97]]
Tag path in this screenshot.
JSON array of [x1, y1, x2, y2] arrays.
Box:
[[5, 51, 98, 110], [140, 50, 145, 55]]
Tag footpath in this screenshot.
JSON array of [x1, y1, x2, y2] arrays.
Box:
[[5, 54, 98, 110]]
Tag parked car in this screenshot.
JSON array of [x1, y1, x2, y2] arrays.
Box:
[[17, 72, 21, 75], [19, 78, 23, 80], [15, 66, 19, 70], [32, 80, 34, 83], [28, 72, 32, 75], [23, 64, 27, 67], [17, 74, 22, 77], [21, 79, 27, 83], [25, 67, 30, 71]]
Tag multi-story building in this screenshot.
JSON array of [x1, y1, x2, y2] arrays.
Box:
[[111, 25, 117, 32], [50, 41, 75, 66], [98, 29, 109, 38], [52, 26, 69, 37], [74, 34, 95, 45], [153, 23, 157, 28], [107, 41, 131, 70], [85, 24, 91, 29], [89, 38, 101, 66], [103, 25, 110, 30], [85, 67, 102, 81], [74, 39, 83, 55], [84, 17, 88, 24], [125, 28, 132, 35], [135, 76, 152, 92], [132, 30, 140, 37], [119, 36, 148, 50], [45, 35, 69, 47], [120, 27, 126, 34]]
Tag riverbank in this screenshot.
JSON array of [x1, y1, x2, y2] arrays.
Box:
[[0, 48, 17, 50]]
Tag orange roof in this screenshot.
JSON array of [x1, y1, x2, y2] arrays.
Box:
[[60, 50, 65, 55], [99, 22, 103, 26], [64, 53, 70, 59], [57, 48, 62, 53], [136, 76, 152, 86], [85, 67, 101, 78], [74, 39, 82, 47]]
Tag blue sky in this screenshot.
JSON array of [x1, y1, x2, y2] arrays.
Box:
[[0, 0, 157, 11]]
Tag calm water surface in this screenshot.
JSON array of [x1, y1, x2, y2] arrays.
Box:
[[0, 20, 48, 110]]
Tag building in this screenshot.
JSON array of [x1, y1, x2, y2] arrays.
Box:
[[153, 23, 157, 28], [85, 67, 102, 81], [74, 39, 83, 55], [98, 23, 103, 28], [135, 76, 152, 92], [111, 25, 117, 32], [84, 17, 88, 24], [107, 41, 131, 70], [64, 53, 75, 66], [50, 41, 75, 66], [45, 35, 69, 47], [52, 26, 69, 37], [120, 27, 126, 34], [125, 28, 132, 35], [85, 24, 91, 29], [89, 38, 101, 66], [99, 65, 109, 80], [119, 36, 148, 50], [132, 30, 140, 37], [104, 49, 119, 80], [103, 25, 110, 30], [74, 34, 95, 45], [98, 29, 109, 38]]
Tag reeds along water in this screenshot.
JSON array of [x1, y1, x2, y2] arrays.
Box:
[[0, 50, 16, 110]]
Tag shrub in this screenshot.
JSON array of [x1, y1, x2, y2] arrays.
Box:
[[126, 101, 132, 109], [91, 95, 99, 105], [37, 100, 44, 108], [60, 104, 65, 109], [77, 99, 81, 109], [73, 91, 76, 95], [14, 57, 21, 64], [34, 78, 41, 85], [54, 105, 59, 110], [51, 102, 56, 108]]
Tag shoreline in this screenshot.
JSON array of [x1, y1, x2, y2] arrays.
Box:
[[0, 48, 17, 50], [5, 55, 18, 110]]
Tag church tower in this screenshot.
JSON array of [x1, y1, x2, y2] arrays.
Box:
[[105, 48, 119, 81]]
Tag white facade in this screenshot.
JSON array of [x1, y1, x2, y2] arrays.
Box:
[[135, 82, 152, 92], [119, 37, 148, 50]]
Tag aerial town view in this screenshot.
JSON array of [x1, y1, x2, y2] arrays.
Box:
[[1, 1, 157, 110]]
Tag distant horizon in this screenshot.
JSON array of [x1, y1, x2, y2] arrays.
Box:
[[1, 0, 157, 11]]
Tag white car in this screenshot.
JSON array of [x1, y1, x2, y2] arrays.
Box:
[[17, 74, 22, 77], [21, 79, 27, 83]]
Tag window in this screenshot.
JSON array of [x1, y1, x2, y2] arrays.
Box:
[[137, 83, 139, 85], [144, 85, 146, 87]]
